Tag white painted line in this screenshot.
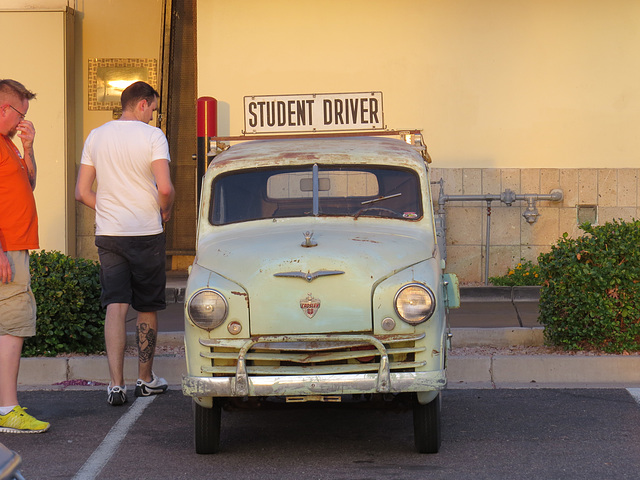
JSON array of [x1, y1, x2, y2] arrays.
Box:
[[72, 396, 157, 480], [627, 388, 640, 406]]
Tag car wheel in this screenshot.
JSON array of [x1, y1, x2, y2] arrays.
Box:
[[413, 393, 441, 453], [194, 399, 222, 454]]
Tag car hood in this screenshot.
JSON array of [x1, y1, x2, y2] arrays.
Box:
[[195, 219, 436, 334]]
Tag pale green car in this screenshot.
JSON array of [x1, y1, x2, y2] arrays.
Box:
[[182, 133, 460, 454]]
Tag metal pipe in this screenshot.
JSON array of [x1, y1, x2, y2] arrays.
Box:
[[434, 182, 563, 284], [485, 201, 492, 285]]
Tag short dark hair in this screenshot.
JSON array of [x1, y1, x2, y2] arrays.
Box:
[[121, 81, 159, 110], [0, 79, 36, 101]]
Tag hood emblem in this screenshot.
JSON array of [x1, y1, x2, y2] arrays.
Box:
[[274, 270, 345, 282], [300, 293, 320, 318], [301, 231, 317, 248]]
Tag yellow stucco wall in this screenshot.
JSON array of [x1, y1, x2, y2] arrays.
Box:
[[198, 0, 640, 169], [1, 9, 75, 254]]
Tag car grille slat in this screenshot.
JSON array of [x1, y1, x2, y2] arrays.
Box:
[[201, 333, 424, 350], [199, 333, 428, 377], [203, 346, 423, 363], [201, 361, 426, 375]]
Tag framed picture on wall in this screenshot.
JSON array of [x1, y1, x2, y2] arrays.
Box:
[[88, 58, 158, 110]]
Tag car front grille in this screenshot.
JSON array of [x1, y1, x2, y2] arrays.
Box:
[[199, 333, 427, 376]]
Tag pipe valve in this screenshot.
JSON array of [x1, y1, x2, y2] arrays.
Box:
[[522, 199, 539, 224]]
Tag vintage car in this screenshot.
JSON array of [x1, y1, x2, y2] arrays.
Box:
[[182, 132, 460, 454]]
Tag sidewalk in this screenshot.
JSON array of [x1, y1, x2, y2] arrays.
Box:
[[16, 278, 640, 389]]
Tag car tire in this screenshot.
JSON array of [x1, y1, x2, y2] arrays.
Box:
[[194, 399, 222, 454], [413, 392, 441, 453]]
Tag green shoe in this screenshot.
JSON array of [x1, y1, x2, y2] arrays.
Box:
[[0, 406, 50, 434]]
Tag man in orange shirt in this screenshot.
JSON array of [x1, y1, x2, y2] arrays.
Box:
[[0, 79, 49, 433]]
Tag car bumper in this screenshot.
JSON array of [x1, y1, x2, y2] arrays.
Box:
[[182, 370, 446, 398]]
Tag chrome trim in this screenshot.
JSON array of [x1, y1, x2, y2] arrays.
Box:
[[301, 231, 317, 247], [312, 163, 319, 215], [274, 270, 345, 282], [199, 333, 425, 349], [201, 361, 426, 375], [183, 371, 446, 398]]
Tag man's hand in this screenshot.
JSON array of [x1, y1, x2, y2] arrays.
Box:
[[17, 119, 35, 151], [17, 119, 37, 189], [151, 158, 174, 224], [0, 250, 12, 284]]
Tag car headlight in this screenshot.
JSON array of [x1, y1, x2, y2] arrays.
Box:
[[394, 283, 436, 325], [188, 289, 228, 330]]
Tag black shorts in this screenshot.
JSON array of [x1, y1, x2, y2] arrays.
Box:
[[95, 233, 166, 312]]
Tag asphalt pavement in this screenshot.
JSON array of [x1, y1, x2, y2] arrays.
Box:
[[4, 388, 640, 480], [15, 275, 640, 389]]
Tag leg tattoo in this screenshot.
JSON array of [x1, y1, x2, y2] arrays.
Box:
[[136, 323, 157, 364]]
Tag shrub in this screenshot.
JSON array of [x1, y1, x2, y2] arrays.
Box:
[[537, 220, 640, 353], [23, 250, 105, 357], [489, 259, 543, 286]]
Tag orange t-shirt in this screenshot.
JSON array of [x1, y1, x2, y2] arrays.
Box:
[[0, 135, 39, 251]]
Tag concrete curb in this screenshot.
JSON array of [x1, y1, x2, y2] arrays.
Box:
[[19, 355, 188, 387], [19, 354, 640, 389], [460, 286, 541, 302], [447, 354, 640, 388], [451, 327, 544, 347], [126, 332, 184, 348]]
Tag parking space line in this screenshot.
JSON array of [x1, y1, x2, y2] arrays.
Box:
[[627, 388, 640, 406], [72, 396, 157, 480]]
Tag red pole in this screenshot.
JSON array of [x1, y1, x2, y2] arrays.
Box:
[[197, 96, 217, 138], [196, 97, 217, 202]]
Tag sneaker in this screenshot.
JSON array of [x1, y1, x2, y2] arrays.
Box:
[[135, 372, 168, 397], [0, 406, 50, 434], [107, 385, 127, 406]]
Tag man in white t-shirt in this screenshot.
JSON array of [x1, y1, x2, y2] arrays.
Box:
[[75, 81, 175, 406]]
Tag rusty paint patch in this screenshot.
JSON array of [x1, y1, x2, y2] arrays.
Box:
[[281, 152, 320, 160], [351, 237, 380, 244], [231, 291, 250, 308]]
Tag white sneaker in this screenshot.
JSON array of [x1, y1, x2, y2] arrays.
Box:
[[107, 385, 127, 406], [134, 372, 168, 397]]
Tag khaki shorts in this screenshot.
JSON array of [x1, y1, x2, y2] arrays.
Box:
[[0, 250, 37, 337]]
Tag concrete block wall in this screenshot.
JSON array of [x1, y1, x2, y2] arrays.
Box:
[[76, 202, 98, 261], [430, 168, 640, 283]]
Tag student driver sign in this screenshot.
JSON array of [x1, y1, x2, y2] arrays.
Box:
[[244, 92, 384, 134]]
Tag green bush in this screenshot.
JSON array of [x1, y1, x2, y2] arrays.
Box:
[[538, 220, 640, 353], [489, 258, 543, 286], [23, 251, 105, 357]]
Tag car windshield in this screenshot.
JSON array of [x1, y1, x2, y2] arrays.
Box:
[[210, 165, 422, 225]]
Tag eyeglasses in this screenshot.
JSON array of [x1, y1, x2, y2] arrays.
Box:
[[7, 104, 26, 120]]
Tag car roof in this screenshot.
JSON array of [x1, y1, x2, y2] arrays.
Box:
[[208, 136, 427, 172]]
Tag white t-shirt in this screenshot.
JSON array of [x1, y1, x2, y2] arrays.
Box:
[[80, 120, 171, 236]]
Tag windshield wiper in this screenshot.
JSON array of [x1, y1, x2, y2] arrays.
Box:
[[360, 193, 402, 206]]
